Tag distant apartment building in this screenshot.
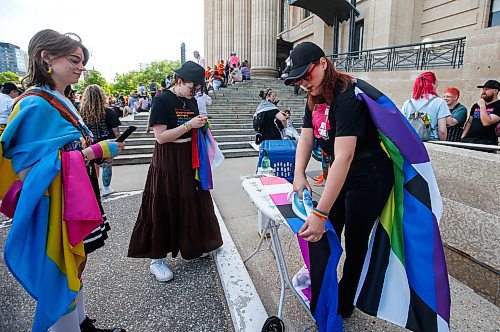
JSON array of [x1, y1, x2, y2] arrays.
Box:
[[204, 0, 500, 78], [0, 42, 28, 75]]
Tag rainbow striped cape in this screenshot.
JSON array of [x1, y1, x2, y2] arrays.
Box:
[[354, 79, 451, 332], [0, 88, 92, 331]]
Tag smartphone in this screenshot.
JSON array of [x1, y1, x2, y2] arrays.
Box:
[[115, 126, 137, 142]]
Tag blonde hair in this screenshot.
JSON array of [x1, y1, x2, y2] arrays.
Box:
[[80, 84, 107, 125]]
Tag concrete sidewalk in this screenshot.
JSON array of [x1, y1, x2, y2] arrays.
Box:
[[210, 157, 500, 332], [96, 159, 499, 331], [0, 193, 233, 332], [2, 159, 498, 331]]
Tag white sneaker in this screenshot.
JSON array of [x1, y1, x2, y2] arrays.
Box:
[[150, 259, 173, 282], [101, 186, 115, 197]]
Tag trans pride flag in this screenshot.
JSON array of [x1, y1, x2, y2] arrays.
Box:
[[353, 79, 451, 332], [0, 88, 96, 331], [192, 124, 224, 190]]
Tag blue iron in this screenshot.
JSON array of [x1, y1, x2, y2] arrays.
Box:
[[289, 189, 314, 221]]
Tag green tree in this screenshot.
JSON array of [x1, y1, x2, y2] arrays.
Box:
[[0, 71, 20, 85], [74, 69, 111, 96], [110, 60, 180, 96]]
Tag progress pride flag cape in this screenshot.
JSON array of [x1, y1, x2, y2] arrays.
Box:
[[354, 79, 451, 332]]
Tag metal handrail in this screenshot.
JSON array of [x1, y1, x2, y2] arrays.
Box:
[[330, 36, 466, 72]]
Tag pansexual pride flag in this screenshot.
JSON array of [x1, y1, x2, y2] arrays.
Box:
[[1, 88, 96, 331], [353, 79, 451, 332]]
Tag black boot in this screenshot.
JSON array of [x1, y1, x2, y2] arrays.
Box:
[[80, 316, 126, 332]]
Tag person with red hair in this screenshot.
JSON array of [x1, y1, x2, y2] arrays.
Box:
[[443, 87, 468, 141], [401, 71, 450, 140]]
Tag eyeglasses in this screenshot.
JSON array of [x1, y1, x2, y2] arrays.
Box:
[[293, 64, 317, 84]]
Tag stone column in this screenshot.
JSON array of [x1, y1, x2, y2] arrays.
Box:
[[210, 0, 223, 67], [234, 0, 251, 65], [251, 0, 278, 79], [221, 0, 234, 62], [204, 0, 212, 68]]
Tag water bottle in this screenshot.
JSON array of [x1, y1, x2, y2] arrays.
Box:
[[261, 151, 271, 171]]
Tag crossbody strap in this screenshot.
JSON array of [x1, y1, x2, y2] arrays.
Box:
[[13, 90, 91, 145]]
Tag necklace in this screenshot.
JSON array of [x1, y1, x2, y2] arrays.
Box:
[[171, 87, 186, 108]]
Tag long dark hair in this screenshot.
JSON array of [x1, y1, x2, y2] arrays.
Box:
[[22, 29, 89, 90], [307, 57, 352, 111]]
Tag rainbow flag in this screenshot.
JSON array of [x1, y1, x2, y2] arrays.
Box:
[[0, 88, 93, 331], [353, 80, 451, 332]]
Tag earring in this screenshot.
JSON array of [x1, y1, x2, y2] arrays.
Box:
[[47, 66, 53, 74]]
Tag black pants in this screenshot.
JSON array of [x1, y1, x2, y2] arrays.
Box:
[[309, 151, 394, 315]]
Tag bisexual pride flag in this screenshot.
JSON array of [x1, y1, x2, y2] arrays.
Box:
[[354, 79, 451, 332]]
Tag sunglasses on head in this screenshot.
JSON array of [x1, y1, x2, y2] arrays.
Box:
[[293, 63, 317, 84]]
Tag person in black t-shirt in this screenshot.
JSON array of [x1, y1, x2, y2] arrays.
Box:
[[461, 80, 500, 145], [128, 61, 223, 283], [284, 42, 394, 318], [253, 88, 287, 144], [80, 84, 122, 197]]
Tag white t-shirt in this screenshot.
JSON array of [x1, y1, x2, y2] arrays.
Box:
[[195, 93, 212, 115], [401, 96, 450, 140], [0, 93, 14, 125]]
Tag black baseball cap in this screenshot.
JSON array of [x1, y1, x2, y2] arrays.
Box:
[[174, 61, 205, 86], [477, 80, 500, 89], [1, 82, 22, 94], [284, 42, 325, 86]]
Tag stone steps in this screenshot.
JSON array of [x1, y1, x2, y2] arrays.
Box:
[[115, 80, 304, 165]]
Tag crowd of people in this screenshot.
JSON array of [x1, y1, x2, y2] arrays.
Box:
[[197, 51, 251, 92], [0, 28, 499, 332]]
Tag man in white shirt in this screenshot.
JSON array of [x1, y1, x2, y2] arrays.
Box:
[[0, 82, 21, 135], [193, 50, 206, 69]]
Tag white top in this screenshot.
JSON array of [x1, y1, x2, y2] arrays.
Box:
[[195, 93, 212, 115], [195, 56, 206, 69], [0, 93, 14, 125], [401, 96, 450, 140]]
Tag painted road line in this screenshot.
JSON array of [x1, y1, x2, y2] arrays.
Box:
[[212, 199, 268, 332]]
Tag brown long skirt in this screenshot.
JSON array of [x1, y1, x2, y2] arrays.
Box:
[[128, 141, 222, 260]]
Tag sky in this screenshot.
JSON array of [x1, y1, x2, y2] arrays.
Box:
[[0, 0, 205, 81]]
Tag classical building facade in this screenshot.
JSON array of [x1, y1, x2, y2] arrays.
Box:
[[204, 0, 499, 78]]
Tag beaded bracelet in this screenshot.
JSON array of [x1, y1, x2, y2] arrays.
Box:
[[312, 208, 329, 221]]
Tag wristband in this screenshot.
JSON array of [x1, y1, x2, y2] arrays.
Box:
[[312, 208, 329, 221], [183, 123, 190, 132], [90, 143, 103, 159], [98, 141, 119, 159]]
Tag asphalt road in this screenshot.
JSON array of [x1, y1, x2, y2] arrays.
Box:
[[0, 193, 234, 332]]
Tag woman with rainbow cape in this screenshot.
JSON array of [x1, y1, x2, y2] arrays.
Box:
[[284, 42, 450, 332], [0, 29, 125, 332]]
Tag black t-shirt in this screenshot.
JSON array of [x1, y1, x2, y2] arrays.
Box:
[[88, 107, 121, 143], [149, 89, 199, 139], [261, 108, 283, 141], [303, 83, 380, 157], [465, 100, 500, 142]]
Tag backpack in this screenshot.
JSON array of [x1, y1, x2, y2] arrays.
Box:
[[253, 111, 265, 133], [407, 96, 436, 141]]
